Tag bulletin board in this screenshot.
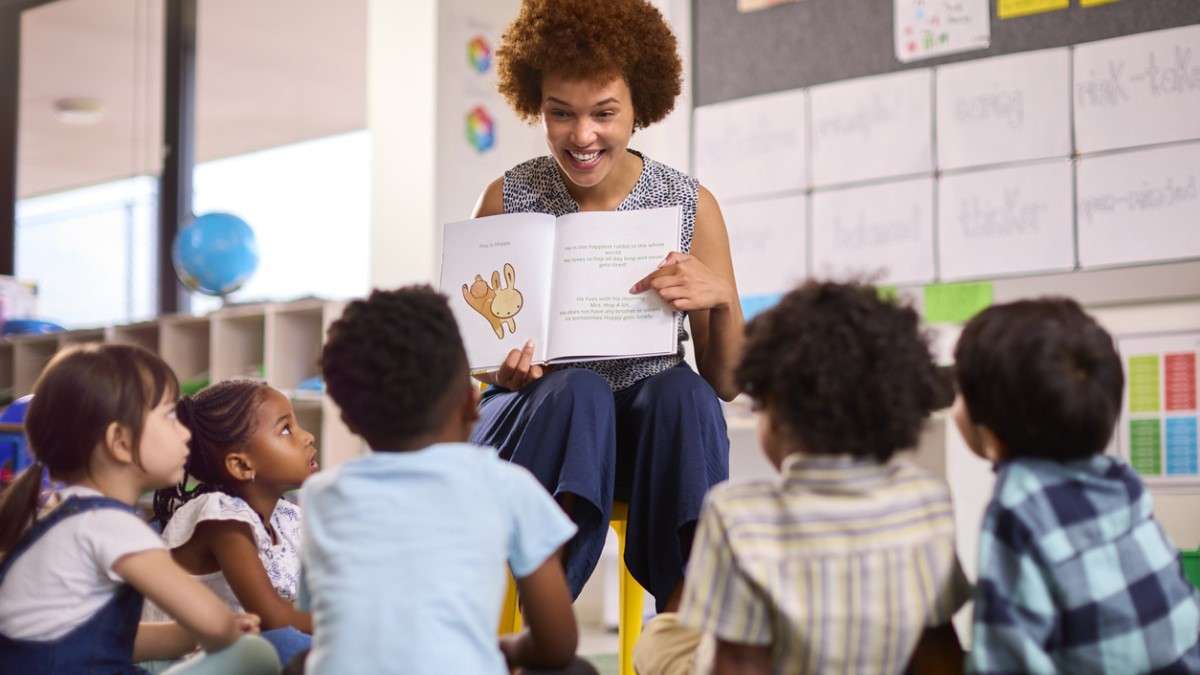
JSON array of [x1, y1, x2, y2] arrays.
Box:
[[690, 0, 1200, 318]]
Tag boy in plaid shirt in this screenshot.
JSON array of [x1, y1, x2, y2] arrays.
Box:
[[954, 298, 1200, 674]]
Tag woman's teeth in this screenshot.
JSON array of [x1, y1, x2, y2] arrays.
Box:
[[569, 150, 600, 162]]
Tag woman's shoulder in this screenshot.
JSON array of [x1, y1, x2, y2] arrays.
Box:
[[636, 154, 699, 205]]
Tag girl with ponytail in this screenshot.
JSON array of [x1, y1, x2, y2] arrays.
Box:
[[148, 380, 319, 668], [0, 343, 278, 675]]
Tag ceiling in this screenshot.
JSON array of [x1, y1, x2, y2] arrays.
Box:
[[17, 0, 366, 199]]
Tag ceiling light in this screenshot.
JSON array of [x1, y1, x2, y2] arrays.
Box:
[[53, 97, 104, 125]]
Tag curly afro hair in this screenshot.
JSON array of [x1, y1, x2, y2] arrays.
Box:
[[320, 286, 468, 449], [497, 0, 682, 129], [955, 298, 1123, 461], [735, 281, 943, 463]]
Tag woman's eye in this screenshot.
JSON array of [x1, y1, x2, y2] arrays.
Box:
[[551, 110, 570, 119], [281, 425, 292, 436]]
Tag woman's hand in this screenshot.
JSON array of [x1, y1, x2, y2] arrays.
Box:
[[629, 252, 736, 312], [492, 340, 545, 391]]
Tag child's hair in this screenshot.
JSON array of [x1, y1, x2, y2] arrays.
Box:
[[320, 285, 467, 449], [0, 343, 179, 557], [735, 280, 942, 462], [152, 379, 270, 526], [954, 297, 1123, 461]]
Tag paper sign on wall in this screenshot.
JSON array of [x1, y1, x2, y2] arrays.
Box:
[[693, 90, 807, 202], [1117, 331, 1200, 486], [723, 194, 808, 299], [938, 160, 1075, 280], [894, 0, 990, 63], [936, 49, 1071, 170], [810, 177, 935, 285], [1074, 25, 1200, 154], [810, 70, 933, 188], [1076, 142, 1200, 268]]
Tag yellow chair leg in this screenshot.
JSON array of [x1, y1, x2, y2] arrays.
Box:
[[499, 502, 645, 675]]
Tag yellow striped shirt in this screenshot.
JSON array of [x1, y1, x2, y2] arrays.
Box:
[[677, 454, 968, 675]]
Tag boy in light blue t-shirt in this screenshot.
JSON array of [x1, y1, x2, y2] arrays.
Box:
[[297, 286, 597, 675]]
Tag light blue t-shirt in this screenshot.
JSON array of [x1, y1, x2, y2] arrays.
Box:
[[297, 442, 577, 675]]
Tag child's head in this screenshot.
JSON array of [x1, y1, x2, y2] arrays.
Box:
[[320, 285, 476, 451], [953, 297, 1122, 464], [154, 380, 318, 523], [735, 281, 942, 468], [0, 344, 185, 553]]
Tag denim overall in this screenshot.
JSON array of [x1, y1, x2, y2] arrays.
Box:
[[0, 496, 149, 674]]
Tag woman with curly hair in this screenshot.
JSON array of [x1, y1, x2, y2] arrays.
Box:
[[470, 0, 743, 614]]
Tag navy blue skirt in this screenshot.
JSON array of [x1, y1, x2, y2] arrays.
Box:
[[470, 363, 729, 611]]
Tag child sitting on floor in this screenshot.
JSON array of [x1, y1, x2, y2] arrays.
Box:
[[636, 281, 969, 675], [954, 298, 1200, 674], [298, 286, 597, 675], [0, 344, 278, 675], [150, 380, 319, 667]]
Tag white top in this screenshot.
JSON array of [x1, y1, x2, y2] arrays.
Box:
[[0, 485, 165, 640], [143, 492, 302, 621]]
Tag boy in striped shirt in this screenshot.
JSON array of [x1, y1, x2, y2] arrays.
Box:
[[635, 281, 969, 675], [954, 298, 1200, 674]]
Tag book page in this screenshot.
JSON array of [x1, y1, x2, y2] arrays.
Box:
[[440, 213, 556, 372], [545, 207, 680, 362]]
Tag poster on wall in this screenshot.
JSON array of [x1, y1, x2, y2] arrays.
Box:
[[1116, 331, 1200, 488], [693, 89, 807, 202], [894, 0, 990, 63], [436, 2, 546, 236]]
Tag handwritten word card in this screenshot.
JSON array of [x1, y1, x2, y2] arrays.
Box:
[[723, 195, 808, 298], [894, 0, 990, 63], [1117, 331, 1200, 485], [693, 89, 807, 202], [936, 48, 1071, 170], [811, 177, 935, 285], [1077, 141, 1200, 267], [938, 160, 1074, 280], [1074, 24, 1200, 154], [810, 70, 933, 188]]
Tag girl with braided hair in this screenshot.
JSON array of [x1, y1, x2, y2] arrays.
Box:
[[149, 380, 318, 668]]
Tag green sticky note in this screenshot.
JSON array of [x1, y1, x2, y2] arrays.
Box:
[[1128, 355, 1161, 413], [923, 282, 993, 324], [1129, 418, 1162, 476]]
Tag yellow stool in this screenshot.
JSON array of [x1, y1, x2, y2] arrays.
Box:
[[500, 502, 644, 675]]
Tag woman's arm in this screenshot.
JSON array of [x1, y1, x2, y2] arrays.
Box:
[[500, 552, 577, 670], [631, 186, 744, 400], [114, 548, 258, 654], [201, 520, 314, 633]]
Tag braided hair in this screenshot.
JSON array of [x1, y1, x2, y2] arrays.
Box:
[[152, 379, 270, 527]]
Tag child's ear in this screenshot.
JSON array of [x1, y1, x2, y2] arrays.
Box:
[[103, 422, 135, 465], [463, 382, 481, 426], [224, 452, 256, 482], [978, 426, 1009, 464]]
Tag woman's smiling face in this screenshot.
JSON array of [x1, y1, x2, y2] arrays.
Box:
[[541, 72, 636, 190]]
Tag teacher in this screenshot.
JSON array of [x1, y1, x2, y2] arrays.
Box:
[[470, 0, 743, 613]]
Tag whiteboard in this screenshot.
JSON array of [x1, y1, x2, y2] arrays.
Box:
[[1077, 141, 1200, 268], [810, 176, 935, 285], [938, 159, 1075, 281], [809, 69, 933, 188], [936, 48, 1071, 170], [1074, 24, 1200, 154], [693, 89, 808, 201], [723, 194, 808, 297]]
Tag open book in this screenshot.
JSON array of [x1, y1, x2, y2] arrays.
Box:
[[440, 206, 681, 373]]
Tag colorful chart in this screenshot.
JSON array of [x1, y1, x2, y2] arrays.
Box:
[[467, 35, 492, 74], [1118, 331, 1200, 483], [465, 105, 495, 153]]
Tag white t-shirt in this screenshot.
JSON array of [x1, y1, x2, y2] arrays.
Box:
[[0, 485, 165, 640]]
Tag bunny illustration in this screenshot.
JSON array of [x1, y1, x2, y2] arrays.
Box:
[[461, 262, 523, 339]]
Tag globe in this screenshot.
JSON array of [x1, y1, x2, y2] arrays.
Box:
[[172, 212, 260, 296]]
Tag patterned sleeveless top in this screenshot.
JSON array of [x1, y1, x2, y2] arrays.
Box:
[[502, 151, 697, 391]]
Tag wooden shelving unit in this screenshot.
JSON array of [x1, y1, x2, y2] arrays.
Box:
[[1, 300, 365, 468]]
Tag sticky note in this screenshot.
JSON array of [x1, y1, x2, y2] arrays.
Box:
[[923, 282, 993, 324], [998, 0, 1068, 19], [1080, 0, 1119, 6]]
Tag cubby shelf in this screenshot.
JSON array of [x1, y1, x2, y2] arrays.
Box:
[[0, 300, 365, 468]]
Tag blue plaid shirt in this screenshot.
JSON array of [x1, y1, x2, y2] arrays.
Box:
[[966, 455, 1200, 674]]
